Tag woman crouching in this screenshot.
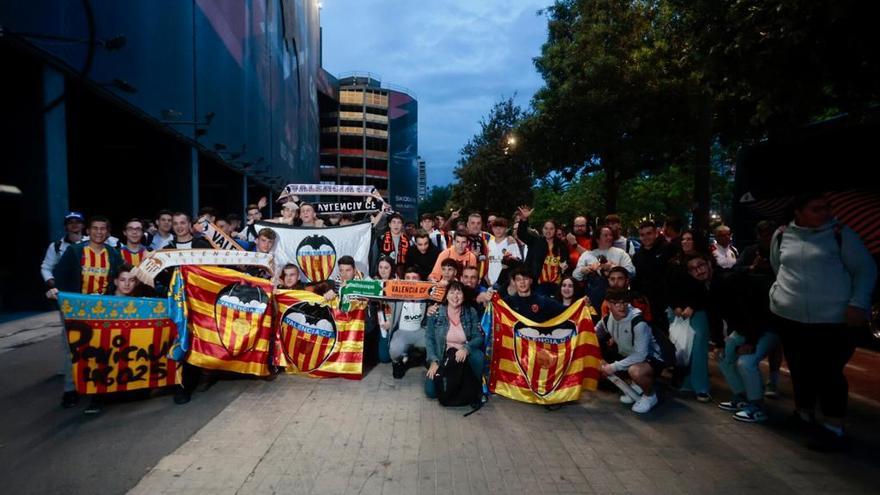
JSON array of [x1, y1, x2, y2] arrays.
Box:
[[424, 281, 484, 398]]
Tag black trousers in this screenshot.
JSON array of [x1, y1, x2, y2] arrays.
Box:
[[775, 315, 856, 419]]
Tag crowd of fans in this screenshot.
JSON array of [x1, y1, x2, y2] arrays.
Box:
[[40, 192, 876, 451]]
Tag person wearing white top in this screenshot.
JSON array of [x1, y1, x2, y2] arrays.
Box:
[[573, 226, 636, 281], [711, 225, 738, 270], [486, 217, 522, 286]]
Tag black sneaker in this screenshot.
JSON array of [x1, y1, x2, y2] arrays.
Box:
[[84, 398, 103, 416], [807, 426, 849, 453], [392, 360, 406, 379], [173, 390, 192, 405], [61, 391, 79, 409]]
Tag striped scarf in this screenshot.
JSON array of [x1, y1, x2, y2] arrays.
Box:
[[381, 230, 409, 265]]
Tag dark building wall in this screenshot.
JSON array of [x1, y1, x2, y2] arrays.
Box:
[[0, 0, 322, 311], [388, 90, 418, 221]]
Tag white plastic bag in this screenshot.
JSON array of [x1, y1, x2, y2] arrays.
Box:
[[668, 316, 695, 367]]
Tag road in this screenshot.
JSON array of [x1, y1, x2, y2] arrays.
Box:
[[0, 333, 255, 495]]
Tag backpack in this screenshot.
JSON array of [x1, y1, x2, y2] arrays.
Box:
[[433, 348, 481, 408], [602, 313, 675, 367]]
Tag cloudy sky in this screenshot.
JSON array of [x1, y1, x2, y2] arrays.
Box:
[[320, 1, 549, 188]]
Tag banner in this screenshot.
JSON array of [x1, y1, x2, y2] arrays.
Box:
[[314, 198, 380, 215], [278, 183, 376, 201], [489, 297, 601, 405], [133, 250, 274, 287], [197, 218, 245, 251], [254, 222, 372, 283], [276, 290, 365, 379], [58, 292, 178, 394], [181, 266, 277, 376], [339, 279, 446, 310]]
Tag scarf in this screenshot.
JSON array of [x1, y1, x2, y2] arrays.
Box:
[[381, 230, 409, 265]]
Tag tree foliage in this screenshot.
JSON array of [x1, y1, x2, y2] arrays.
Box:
[[448, 98, 533, 216], [525, 0, 702, 212], [417, 185, 452, 217]]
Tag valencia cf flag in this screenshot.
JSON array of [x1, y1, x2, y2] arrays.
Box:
[[276, 290, 365, 379], [489, 296, 601, 405], [181, 266, 276, 376]]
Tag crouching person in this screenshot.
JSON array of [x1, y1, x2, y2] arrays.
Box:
[[424, 281, 484, 402], [390, 267, 428, 378], [597, 288, 669, 414]]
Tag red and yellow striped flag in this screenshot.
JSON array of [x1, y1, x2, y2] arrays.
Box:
[[276, 290, 365, 379], [182, 266, 275, 376], [489, 297, 600, 404]]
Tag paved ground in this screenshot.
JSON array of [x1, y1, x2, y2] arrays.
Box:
[[129, 363, 880, 495], [0, 332, 251, 495], [2, 313, 878, 495]]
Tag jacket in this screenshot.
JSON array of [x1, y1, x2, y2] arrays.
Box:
[[770, 220, 876, 324], [517, 218, 566, 282], [595, 307, 661, 371], [52, 242, 124, 294], [425, 305, 484, 364]]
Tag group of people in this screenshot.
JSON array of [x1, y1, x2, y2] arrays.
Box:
[[40, 192, 877, 451]]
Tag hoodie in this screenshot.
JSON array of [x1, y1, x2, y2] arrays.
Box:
[[770, 220, 876, 324]]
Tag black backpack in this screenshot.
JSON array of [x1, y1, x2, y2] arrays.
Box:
[[602, 313, 675, 367], [433, 348, 481, 408]]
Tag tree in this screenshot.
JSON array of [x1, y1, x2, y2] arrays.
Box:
[[526, 0, 701, 213], [418, 185, 452, 217], [448, 98, 533, 215]]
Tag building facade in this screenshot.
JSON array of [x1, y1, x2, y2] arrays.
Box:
[[417, 157, 427, 203], [0, 0, 325, 311], [319, 74, 419, 220]]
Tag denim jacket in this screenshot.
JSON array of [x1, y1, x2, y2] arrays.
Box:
[[425, 305, 484, 364]]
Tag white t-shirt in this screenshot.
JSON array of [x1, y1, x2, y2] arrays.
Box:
[[487, 236, 522, 285], [398, 302, 425, 331]]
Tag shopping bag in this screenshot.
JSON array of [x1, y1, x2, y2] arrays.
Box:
[[668, 316, 695, 366]]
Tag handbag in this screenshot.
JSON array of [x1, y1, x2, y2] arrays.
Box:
[[668, 315, 695, 367]]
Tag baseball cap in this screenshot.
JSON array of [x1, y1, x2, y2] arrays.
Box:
[[65, 211, 85, 223]]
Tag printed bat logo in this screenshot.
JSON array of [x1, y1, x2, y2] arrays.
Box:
[[296, 235, 336, 283], [512, 320, 578, 398], [213, 283, 269, 357], [280, 301, 338, 372]]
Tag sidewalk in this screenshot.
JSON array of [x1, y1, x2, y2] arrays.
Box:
[[129, 363, 879, 495], [0, 311, 60, 354]]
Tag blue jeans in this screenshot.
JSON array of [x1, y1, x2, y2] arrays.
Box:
[[681, 310, 710, 394], [424, 349, 485, 399], [718, 331, 780, 401]]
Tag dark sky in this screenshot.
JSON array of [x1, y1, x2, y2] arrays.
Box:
[[320, 1, 548, 188]]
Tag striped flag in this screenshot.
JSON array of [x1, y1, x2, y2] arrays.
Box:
[[489, 297, 601, 405], [58, 292, 178, 394], [181, 266, 276, 376], [276, 290, 365, 379]]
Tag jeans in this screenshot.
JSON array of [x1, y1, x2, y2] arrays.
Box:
[[59, 315, 75, 392], [389, 328, 426, 362], [718, 331, 780, 401], [424, 349, 484, 399], [681, 310, 710, 394]]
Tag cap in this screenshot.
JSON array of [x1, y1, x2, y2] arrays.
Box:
[[64, 211, 85, 223], [281, 201, 299, 210]]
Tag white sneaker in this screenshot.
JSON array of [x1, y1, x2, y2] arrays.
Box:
[[618, 383, 643, 404], [631, 393, 658, 414]]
